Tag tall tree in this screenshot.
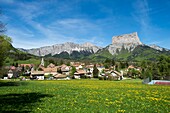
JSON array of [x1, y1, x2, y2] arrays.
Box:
[[70, 66, 76, 76], [0, 35, 12, 67], [59, 60, 64, 65], [49, 59, 55, 64], [0, 10, 6, 34], [111, 59, 115, 66], [93, 64, 99, 78], [0, 10, 11, 67], [152, 64, 161, 80]]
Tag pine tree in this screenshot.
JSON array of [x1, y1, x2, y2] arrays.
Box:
[[93, 64, 99, 78], [70, 66, 76, 76], [0, 35, 12, 67]]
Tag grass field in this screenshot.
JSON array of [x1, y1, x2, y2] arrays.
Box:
[[5, 58, 41, 66], [0, 79, 169, 113]]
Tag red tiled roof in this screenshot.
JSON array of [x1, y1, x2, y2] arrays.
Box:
[[43, 67, 58, 72], [54, 74, 67, 78], [75, 70, 86, 74], [11, 66, 16, 70], [128, 65, 135, 69], [47, 63, 56, 68], [20, 64, 33, 68]]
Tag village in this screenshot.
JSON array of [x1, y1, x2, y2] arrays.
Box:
[[4, 58, 141, 81]]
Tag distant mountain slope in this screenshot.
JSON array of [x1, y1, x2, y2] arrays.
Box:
[[149, 44, 169, 51], [19, 42, 101, 57], [87, 46, 113, 62], [128, 45, 170, 61], [9, 46, 36, 61], [51, 50, 93, 59], [92, 45, 170, 61]]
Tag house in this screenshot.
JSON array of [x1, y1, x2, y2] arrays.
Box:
[[20, 64, 33, 74], [74, 64, 83, 70], [136, 67, 142, 71], [74, 70, 86, 79], [97, 66, 105, 73], [53, 74, 69, 80], [7, 70, 13, 78], [43, 67, 58, 76], [148, 80, 170, 85], [71, 62, 84, 70], [104, 69, 110, 73], [85, 67, 93, 78], [23, 70, 31, 76], [61, 64, 70, 75], [7, 66, 21, 79], [10, 66, 16, 70], [43, 63, 58, 76], [85, 64, 94, 73], [74, 74, 80, 79], [128, 65, 135, 69], [47, 63, 56, 68], [71, 62, 85, 66], [30, 71, 44, 80], [86, 71, 92, 78], [110, 70, 123, 80]]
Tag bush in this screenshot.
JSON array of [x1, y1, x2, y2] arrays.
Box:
[[80, 75, 86, 79], [108, 75, 118, 81], [93, 64, 99, 78], [44, 74, 53, 79], [98, 76, 104, 80], [104, 76, 108, 80]]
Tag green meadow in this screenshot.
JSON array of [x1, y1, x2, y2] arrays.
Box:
[[0, 80, 169, 113]]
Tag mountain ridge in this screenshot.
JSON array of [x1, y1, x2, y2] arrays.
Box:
[[17, 32, 170, 61], [18, 42, 101, 56]]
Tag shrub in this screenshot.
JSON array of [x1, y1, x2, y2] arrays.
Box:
[[98, 76, 104, 80]]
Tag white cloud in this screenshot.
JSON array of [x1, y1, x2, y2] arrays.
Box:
[[133, 0, 151, 33], [2, 0, 109, 49], [0, 0, 14, 4], [132, 0, 160, 43]]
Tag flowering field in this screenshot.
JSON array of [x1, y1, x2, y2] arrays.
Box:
[[0, 79, 169, 113]]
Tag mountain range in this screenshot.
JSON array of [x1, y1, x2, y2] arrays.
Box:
[[18, 32, 170, 61]]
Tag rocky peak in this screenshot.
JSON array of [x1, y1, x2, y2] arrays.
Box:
[[109, 32, 143, 55], [81, 42, 95, 47], [112, 32, 142, 45]]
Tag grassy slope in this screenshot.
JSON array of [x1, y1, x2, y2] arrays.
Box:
[[128, 45, 170, 61], [0, 80, 169, 113], [5, 45, 39, 66], [87, 48, 113, 62], [112, 45, 170, 61], [16, 58, 40, 65]]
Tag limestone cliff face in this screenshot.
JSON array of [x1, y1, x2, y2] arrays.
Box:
[[108, 32, 143, 55], [21, 42, 101, 56]]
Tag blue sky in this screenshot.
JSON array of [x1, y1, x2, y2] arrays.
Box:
[[0, 0, 170, 49]]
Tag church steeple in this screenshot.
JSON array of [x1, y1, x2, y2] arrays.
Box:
[[40, 58, 44, 67]]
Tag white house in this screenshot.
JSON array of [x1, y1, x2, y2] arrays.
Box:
[[8, 70, 13, 78], [110, 70, 123, 80], [61, 65, 70, 75], [31, 71, 44, 80]]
